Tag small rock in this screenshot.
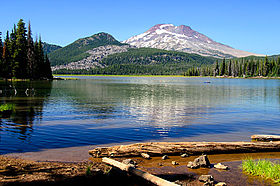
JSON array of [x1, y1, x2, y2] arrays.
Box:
[[172, 161, 179, 165], [162, 155, 168, 160], [187, 154, 211, 169], [122, 159, 136, 166], [199, 175, 214, 183], [215, 182, 227, 186], [187, 161, 195, 168], [214, 163, 228, 170], [141, 153, 150, 159], [181, 153, 189, 158]]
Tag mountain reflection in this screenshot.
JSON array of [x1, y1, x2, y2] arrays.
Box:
[[0, 81, 52, 140], [1, 77, 280, 154]]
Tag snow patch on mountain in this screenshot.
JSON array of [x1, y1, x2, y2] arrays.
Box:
[[123, 24, 263, 58]]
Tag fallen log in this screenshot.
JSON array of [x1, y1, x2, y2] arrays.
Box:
[[102, 157, 179, 186], [89, 141, 280, 158], [251, 135, 280, 142]]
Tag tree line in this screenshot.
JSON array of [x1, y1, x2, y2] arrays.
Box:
[[53, 48, 216, 75], [0, 19, 52, 80], [185, 56, 280, 77]]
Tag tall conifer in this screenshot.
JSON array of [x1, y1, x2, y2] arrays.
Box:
[[27, 21, 35, 79], [44, 54, 53, 79], [220, 58, 226, 76], [228, 60, 232, 76], [213, 61, 219, 76], [0, 32, 2, 77], [14, 19, 28, 78], [0, 32, 2, 61]]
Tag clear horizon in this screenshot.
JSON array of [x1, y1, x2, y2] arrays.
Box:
[[1, 0, 280, 55]]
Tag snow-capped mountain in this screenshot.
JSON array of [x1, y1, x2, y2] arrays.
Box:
[[123, 24, 263, 58]]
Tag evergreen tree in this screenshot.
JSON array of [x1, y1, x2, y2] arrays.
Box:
[[263, 56, 269, 76], [13, 19, 28, 78], [27, 21, 35, 79], [0, 19, 53, 79], [228, 60, 232, 76], [37, 36, 45, 78], [0, 32, 2, 61], [213, 61, 219, 76], [2, 32, 12, 79], [220, 58, 226, 76], [0, 32, 2, 77], [44, 54, 53, 79]]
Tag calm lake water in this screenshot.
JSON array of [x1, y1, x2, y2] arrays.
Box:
[[0, 76, 280, 154]]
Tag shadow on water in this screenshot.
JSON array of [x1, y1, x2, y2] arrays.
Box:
[[0, 80, 52, 142]]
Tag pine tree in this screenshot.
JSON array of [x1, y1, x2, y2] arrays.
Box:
[[0, 19, 53, 79], [277, 57, 280, 76], [37, 36, 45, 78], [213, 61, 219, 76], [0, 32, 2, 76], [220, 58, 226, 76], [44, 54, 53, 79], [228, 60, 232, 76], [27, 21, 35, 79], [2, 32, 12, 79], [263, 56, 269, 76], [13, 19, 28, 78], [0, 32, 2, 61]]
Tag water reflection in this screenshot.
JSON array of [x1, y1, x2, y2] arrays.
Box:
[[0, 81, 52, 140], [0, 77, 280, 154]]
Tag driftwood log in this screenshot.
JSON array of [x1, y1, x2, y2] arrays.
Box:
[[251, 135, 280, 142], [89, 141, 280, 158], [102, 157, 179, 186]]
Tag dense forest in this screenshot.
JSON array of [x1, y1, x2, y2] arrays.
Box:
[[53, 48, 217, 75], [185, 56, 280, 77], [0, 19, 52, 80]]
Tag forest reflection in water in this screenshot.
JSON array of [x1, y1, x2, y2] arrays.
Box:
[[0, 77, 280, 154]]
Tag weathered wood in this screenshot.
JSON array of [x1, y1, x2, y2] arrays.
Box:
[[251, 135, 280, 142], [89, 141, 280, 158], [102, 157, 179, 186]]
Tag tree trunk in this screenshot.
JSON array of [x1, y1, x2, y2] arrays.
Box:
[[102, 157, 179, 186], [89, 141, 280, 158]]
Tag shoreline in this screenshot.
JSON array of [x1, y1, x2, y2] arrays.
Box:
[[53, 74, 280, 79], [2, 148, 280, 185]]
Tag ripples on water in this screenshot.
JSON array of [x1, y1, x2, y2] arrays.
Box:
[[0, 77, 280, 154]]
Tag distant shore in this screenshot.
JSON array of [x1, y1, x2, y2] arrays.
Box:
[[53, 74, 280, 79], [53, 74, 186, 78]]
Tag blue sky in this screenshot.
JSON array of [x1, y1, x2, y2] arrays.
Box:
[[1, 0, 279, 55]]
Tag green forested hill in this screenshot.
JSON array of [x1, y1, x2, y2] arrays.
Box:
[[42, 42, 62, 54], [54, 48, 217, 75], [49, 32, 125, 66]]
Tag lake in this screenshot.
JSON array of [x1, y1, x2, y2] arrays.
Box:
[[0, 76, 280, 154]]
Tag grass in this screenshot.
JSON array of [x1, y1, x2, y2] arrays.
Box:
[[0, 104, 15, 112], [242, 158, 280, 183]]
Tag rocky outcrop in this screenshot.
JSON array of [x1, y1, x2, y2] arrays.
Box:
[[51, 45, 134, 71]]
